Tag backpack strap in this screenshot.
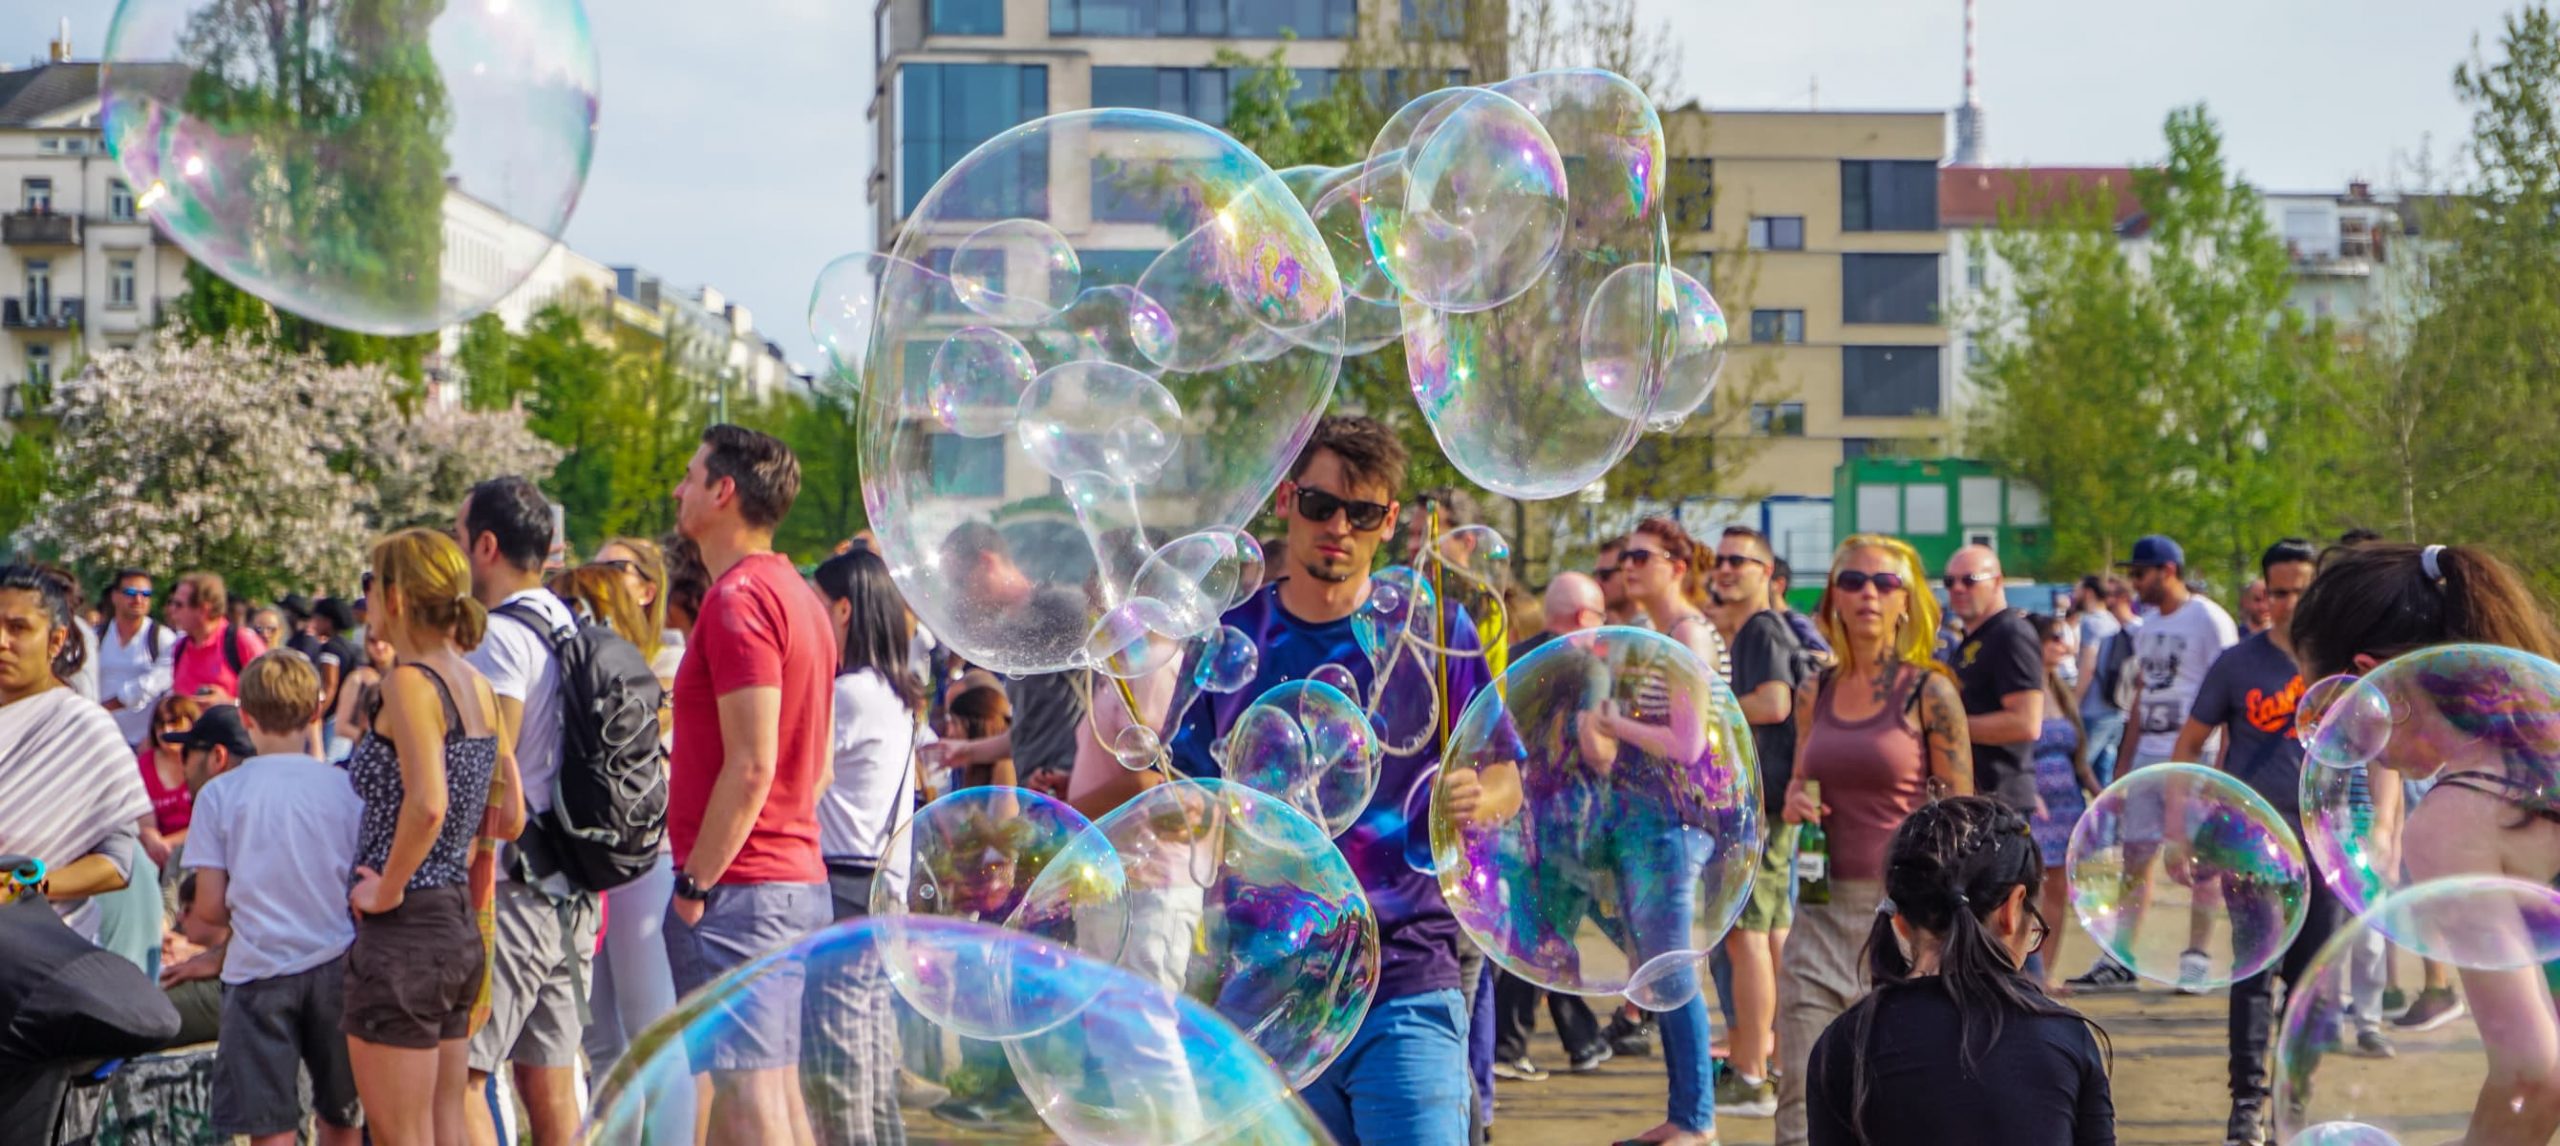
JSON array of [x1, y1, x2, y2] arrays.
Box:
[[221, 623, 244, 674], [493, 599, 575, 651]]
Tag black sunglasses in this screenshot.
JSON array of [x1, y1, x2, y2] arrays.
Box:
[[1713, 553, 1765, 570], [1293, 486, 1391, 532], [1945, 571, 1998, 588], [1832, 570, 1907, 594], [1618, 548, 1665, 567]]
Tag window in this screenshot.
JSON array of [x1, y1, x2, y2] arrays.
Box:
[[901, 64, 1049, 217], [2007, 480, 2049, 526], [24, 260, 51, 314], [930, 433, 1007, 497], [1749, 401, 1805, 436], [108, 179, 135, 222], [1965, 342, 1986, 368], [1749, 309, 1805, 344], [109, 257, 136, 309], [1080, 250, 1158, 286], [1842, 346, 1941, 417], [1747, 216, 1803, 251], [930, 0, 1004, 34], [1841, 159, 1938, 232], [1400, 0, 1464, 39], [1855, 482, 1900, 533], [1674, 251, 1713, 288], [1055, 0, 1353, 36], [1904, 484, 1949, 535], [1090, 66, 1233, 124], [24, 344, 50, 389], [1669, 158, 1713, 231], [21, 178, 51, 213], [877, 4, 890, 64], [1093, 156, 1219, 223], [1965, 251, 1986, 290], [1234, 0, 1356, 37], [1841, 253, 1939, 325]]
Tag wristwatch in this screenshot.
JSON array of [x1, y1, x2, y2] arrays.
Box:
[[674, 872, 711, 902]]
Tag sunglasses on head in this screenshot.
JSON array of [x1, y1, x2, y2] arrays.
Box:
[[1832, 570, 1907, 594], [1713, 553, 1765, 570], [596, 558, 639, 576], [1292, 486, 1391, 531]]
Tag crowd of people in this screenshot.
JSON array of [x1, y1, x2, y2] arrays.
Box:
[[4, 411, 2559, 1146]]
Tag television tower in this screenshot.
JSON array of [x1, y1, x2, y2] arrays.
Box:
[[1953, 0, 1986, 165]]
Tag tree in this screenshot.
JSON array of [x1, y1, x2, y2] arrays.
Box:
[[1969, 107, 2332, 591], [25, 336, 555, 599]]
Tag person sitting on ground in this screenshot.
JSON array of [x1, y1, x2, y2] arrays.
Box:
[[180, 654, 367, 1146], [1805, 796, 2114, 1146]]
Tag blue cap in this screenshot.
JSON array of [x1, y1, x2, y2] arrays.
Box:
[[2119, 535, 2185, 570]]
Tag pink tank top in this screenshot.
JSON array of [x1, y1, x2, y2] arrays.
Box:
[[1798, 663, 1930, 882], [137, 745, 192, 835]]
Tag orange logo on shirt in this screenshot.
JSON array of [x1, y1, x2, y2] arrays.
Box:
[[2245, 674, 2304, 735]]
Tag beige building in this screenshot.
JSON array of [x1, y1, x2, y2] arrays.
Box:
[[1663, 107, 1952, 500]]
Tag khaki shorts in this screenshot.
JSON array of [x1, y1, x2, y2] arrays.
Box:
[[1734, 822, 1800, 933]]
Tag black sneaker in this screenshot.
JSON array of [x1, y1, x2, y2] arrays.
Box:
[[2392, 987, 2465, 1032], [2066, 960, 2142, 994], [1567, 1044, 1614, 1073], [1604, 1013, 1655, 1057], [2224, 1103, 2268, 1146]]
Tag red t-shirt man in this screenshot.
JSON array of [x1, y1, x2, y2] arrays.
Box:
[[668, 551, 839, 885], [170, 618, 269, 702]]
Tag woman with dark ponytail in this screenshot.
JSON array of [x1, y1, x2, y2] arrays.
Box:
[[1805, 796, 2114, 1146], [2290, 541, 2560, 1143]]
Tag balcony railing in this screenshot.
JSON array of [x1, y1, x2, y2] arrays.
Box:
[[2, 211, 79, 246], [2, 297, 83, 329]]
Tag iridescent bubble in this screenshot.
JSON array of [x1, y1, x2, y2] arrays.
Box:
[[809, 253, 887, 386], [1085, 600, 1184, 682], [2274, 878, 2560, 1146], [2295, 672, 2375, 748], [1297, 166, 1407, 349], [1226, 680, 1383, 837], [1399, 70, 1668, 499], [1111, 722, 1164, 772], [2067, 763, 2310, 990], [1016, 361, 1186, 485], [866, 108, 1342, 679], [586, 916, 1331, 1146], [1433, 524, 1513, 583], [103, 0, 599, 336], [1581, 264, 1728, 432], [951, 218, 1083, 326], [928, 327, 1039, 437], [1373, 88, 1569, 313], [1128, 529, 1263, 641], [2301, 645, 2560, 929], [1194, 626, 1260, 694], [1310, 662, 1360, 699], [1433, 626, 1760, 1010], [1015, 778, 1380, 1085], [872, 788, 1126, 1039]]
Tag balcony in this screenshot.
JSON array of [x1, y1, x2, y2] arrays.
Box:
[[2, 211, 79, 247], [2, 297, 83, 330]]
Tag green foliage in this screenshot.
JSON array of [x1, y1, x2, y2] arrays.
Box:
[[1969, 106, 2333, 593]]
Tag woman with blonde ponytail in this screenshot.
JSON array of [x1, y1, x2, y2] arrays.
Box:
[[1772, 534, 1973, 1144], [340, 528, 523, 1146]]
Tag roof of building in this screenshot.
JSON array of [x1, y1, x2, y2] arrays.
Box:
[[0, 61, 189, 128], [1940, 165, 2148, 234]]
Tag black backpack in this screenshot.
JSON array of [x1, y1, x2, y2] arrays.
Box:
[[495, 601, 668, 894], [2095, 625, 2140, 714]]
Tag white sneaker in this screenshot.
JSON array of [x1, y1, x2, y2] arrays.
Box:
[[2176, 949, 2212, 996]]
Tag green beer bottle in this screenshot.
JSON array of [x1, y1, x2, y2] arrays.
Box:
[[1794, 780, 1831, 906]]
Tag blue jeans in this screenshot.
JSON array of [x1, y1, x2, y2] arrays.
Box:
[[2082, 708, 2127, 788], [1302, 989, 1472, 1146], [1618, 824, 1717, 1134]]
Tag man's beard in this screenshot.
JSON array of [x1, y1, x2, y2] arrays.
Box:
[[1300, 555, 1356, 584]]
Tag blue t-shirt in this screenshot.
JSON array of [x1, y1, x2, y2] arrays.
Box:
[[1169, 582, 1492, 1001]]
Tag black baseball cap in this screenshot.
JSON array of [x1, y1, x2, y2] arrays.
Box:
[[164, 705, 258, 761], [313, 596, 356, 632]]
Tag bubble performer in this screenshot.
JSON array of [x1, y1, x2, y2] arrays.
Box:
[[2290, 540, 2560, 1145]]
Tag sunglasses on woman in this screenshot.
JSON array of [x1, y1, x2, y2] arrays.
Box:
[[1292, 486, 1392, 532], [1832, 570, 1907, 594]]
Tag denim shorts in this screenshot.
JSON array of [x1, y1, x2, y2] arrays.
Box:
[[663, 881, 830, 1072]]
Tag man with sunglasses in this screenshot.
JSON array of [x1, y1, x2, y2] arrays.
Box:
[[1168, 415, 1514, 1146], [1594, 536, 1647, 628], [1703, 526, 1801, 1120], [94, 568, 173, 746], [1943, 545, 2046, 816]]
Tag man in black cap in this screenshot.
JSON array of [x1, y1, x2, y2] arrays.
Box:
[[306, 598, 360, 737], [169, 704, 261, 794]]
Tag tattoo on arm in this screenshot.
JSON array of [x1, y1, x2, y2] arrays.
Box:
[[1920, 674, 1974, 795]]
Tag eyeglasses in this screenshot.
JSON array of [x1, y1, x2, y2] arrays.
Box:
[[2023, 904, 2052, 954], [1292, 486, 1392, 532], [1617, 548, 1665, 568], [1831, 570, 1907, 594], [596, 558, 640, 576], [116, 587, 152, 599], [1713, 554, 1766, 570], [1945, 571, 1998, 588], [1594, 566, 1619, 581]]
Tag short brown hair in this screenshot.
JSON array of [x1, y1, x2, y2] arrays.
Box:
[[700, 424, 801, 528], [1289, 415, 1408, 499], [1633, 515, 1697, 567], [1720, 525, 1773, 561], [177, 571, 228, 617], [238, 649, 322, 733]]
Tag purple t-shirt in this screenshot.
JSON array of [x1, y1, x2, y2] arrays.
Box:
[[1170, 582, 1491, 1001]]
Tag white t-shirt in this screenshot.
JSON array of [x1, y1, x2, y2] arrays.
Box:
[[95, 619, 175, 745], [184, 754, 364, 984], [817, 668, 932, 901], [469, 588, 576, 814], [2128, 594, 2240, 765]]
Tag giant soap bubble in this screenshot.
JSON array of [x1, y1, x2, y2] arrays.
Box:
[[585, 916, 1331, 1146], [1432, 626, 1761, 1010], [2274, 877, 2560, 1146], [1361, 87, 1568, 314], [863, 109, 1343, 676], [2068, 763, 2310, 990], [2302, 646, 2560, 931], [103, 0, 599, 335], [1012, 778, 1378, 1085], [1583, 263, 1728, 432], [1399, 70, 1672, 499], [1225, 679, 1383, 837]]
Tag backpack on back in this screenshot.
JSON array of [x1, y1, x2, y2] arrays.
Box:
[[495, 602, 668, 894], [171, 623, 243, 677], [2096, 626, 2140, 714]]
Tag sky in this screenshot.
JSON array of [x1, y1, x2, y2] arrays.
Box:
[[1, 1, 2526, 364]]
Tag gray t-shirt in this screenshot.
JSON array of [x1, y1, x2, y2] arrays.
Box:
[[1005, 671, 1088, 775], [2187, 632, 2307, 830], [470, 588, 576, 814], [184, 754, 364, 984]]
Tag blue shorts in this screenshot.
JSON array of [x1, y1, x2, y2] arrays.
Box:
[[663, 881, 830, 1072], [1300, 989, 1472, 1146]]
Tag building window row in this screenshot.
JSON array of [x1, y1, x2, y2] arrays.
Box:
[[930, 0, 1005, 35], [1842, 345, 1941, 417], [901, 64, 1051, 217], [1053, 0, 1356, 39], [1841, 159, 1937, 233], [1091, 66, 1341, 126]]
